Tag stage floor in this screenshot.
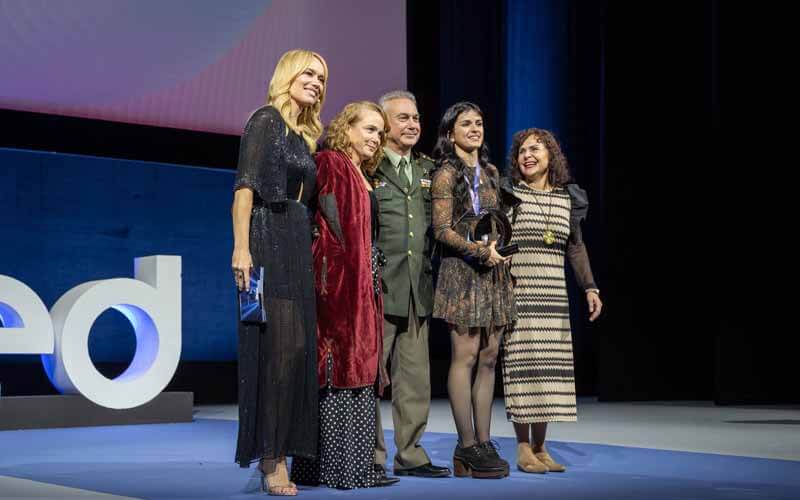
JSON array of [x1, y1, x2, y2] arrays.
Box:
[[1, 398, 798, 499]]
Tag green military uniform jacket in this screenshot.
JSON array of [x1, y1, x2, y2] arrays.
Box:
[[371, 149, 434, 317]]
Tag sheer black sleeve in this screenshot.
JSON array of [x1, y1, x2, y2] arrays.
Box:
[[233, 106, 287, 203], [431, 165, 491, 260], [566, 184, 598, 291]]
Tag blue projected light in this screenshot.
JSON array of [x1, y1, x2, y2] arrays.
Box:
[[0, 303, 24, 328], [40, 304, 159, 385], [505, 0, 569, 153], [112, 304, 159, 383]]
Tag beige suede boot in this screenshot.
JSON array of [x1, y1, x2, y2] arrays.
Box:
[[534, 450, 566, 472], [517, 443, 548, 473]]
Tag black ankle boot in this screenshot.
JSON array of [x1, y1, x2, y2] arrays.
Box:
[[452, 443, 506, 479], [479, 441, 510, 477]]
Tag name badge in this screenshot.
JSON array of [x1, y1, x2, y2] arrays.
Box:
[[373, 179, 387, 189], [420, 178, 432, 189]]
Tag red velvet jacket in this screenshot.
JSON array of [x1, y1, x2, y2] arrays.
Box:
[[312, 150, 383, 389]]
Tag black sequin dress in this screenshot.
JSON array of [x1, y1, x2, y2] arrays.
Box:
[[233, 105, 318, 466]]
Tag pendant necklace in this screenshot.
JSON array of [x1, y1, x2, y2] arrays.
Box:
[[527, 182, 555, 245]]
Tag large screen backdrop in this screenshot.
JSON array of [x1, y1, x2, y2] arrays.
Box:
[[0, 0, 406, 365], [0, 0, 406, 134]]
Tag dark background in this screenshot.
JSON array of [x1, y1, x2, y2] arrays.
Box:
[[2, 1, 792, 406]]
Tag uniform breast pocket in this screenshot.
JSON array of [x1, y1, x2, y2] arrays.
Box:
[[375, 187, 393, 202]]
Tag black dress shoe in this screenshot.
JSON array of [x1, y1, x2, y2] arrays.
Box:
[[373, 464, 400, 487], [395, 462, 452, 478]]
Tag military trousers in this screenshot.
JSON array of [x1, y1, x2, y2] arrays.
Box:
[[374, 299, 432, 470]]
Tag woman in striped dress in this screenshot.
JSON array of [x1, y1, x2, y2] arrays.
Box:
[[500, 128, 603, 474]]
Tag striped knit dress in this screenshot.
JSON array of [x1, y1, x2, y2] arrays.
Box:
[[503, 184, 576, 423]]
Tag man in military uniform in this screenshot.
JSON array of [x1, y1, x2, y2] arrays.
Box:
[[372, 91, 451, 479]]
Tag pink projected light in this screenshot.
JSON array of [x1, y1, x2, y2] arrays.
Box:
[[0, 0, 406, 135]]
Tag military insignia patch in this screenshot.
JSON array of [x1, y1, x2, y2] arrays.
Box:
[[373, 179, 387, 188], [420, 178, 432, 188]]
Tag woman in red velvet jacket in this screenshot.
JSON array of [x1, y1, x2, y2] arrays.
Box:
[[291, 101, 391, 490]]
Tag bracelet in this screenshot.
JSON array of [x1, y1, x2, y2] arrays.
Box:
[[586, 288, 600, 295]]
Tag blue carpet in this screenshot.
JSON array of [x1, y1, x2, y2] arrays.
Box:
[[0, 419, 798, 499]]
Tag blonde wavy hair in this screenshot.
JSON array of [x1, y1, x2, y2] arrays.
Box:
[[324, 101, 389, 175], [268, 49, 328, 152]]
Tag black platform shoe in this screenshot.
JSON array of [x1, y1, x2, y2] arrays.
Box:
[[479, 441, 510, 477], [452, 443, 507, 479]]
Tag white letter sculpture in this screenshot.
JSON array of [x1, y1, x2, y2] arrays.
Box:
[[0, 255, 182, 409], [0, 277, 55, 354]]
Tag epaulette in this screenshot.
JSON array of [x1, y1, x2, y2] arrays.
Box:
[[416, 152, 434, 163]]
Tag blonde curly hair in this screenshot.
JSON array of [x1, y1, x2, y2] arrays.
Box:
[[323, 101, 389, 175], [268, 49, 328, 152]]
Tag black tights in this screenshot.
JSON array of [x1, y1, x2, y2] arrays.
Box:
[[447, 325, 503, 447], [513, 422, 549, 453]]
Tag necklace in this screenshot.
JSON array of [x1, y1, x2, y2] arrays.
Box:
[[525, 182, 555, 245]]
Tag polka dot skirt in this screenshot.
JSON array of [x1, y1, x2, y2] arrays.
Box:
[[291, 355, 378, 490]]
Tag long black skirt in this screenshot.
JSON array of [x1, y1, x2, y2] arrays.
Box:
[[235, 203, 319, 466]]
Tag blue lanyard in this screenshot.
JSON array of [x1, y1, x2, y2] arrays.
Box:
[[467, 163, 481, 215]]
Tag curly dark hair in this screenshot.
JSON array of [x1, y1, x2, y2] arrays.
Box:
[[508, 128, 572, 187], [432, 102, 494, 211]]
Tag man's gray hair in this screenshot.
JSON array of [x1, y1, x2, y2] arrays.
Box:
[[378, 90, 417, 110]]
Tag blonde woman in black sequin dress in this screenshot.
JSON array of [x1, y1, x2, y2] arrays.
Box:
[[231, 49, 327, 496]]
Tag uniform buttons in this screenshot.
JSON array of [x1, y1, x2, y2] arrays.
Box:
[[407, 196, 412, 201], [407, 250, 413, 256], [409, 231, 414, 238], [408, 214, 413, 219]]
